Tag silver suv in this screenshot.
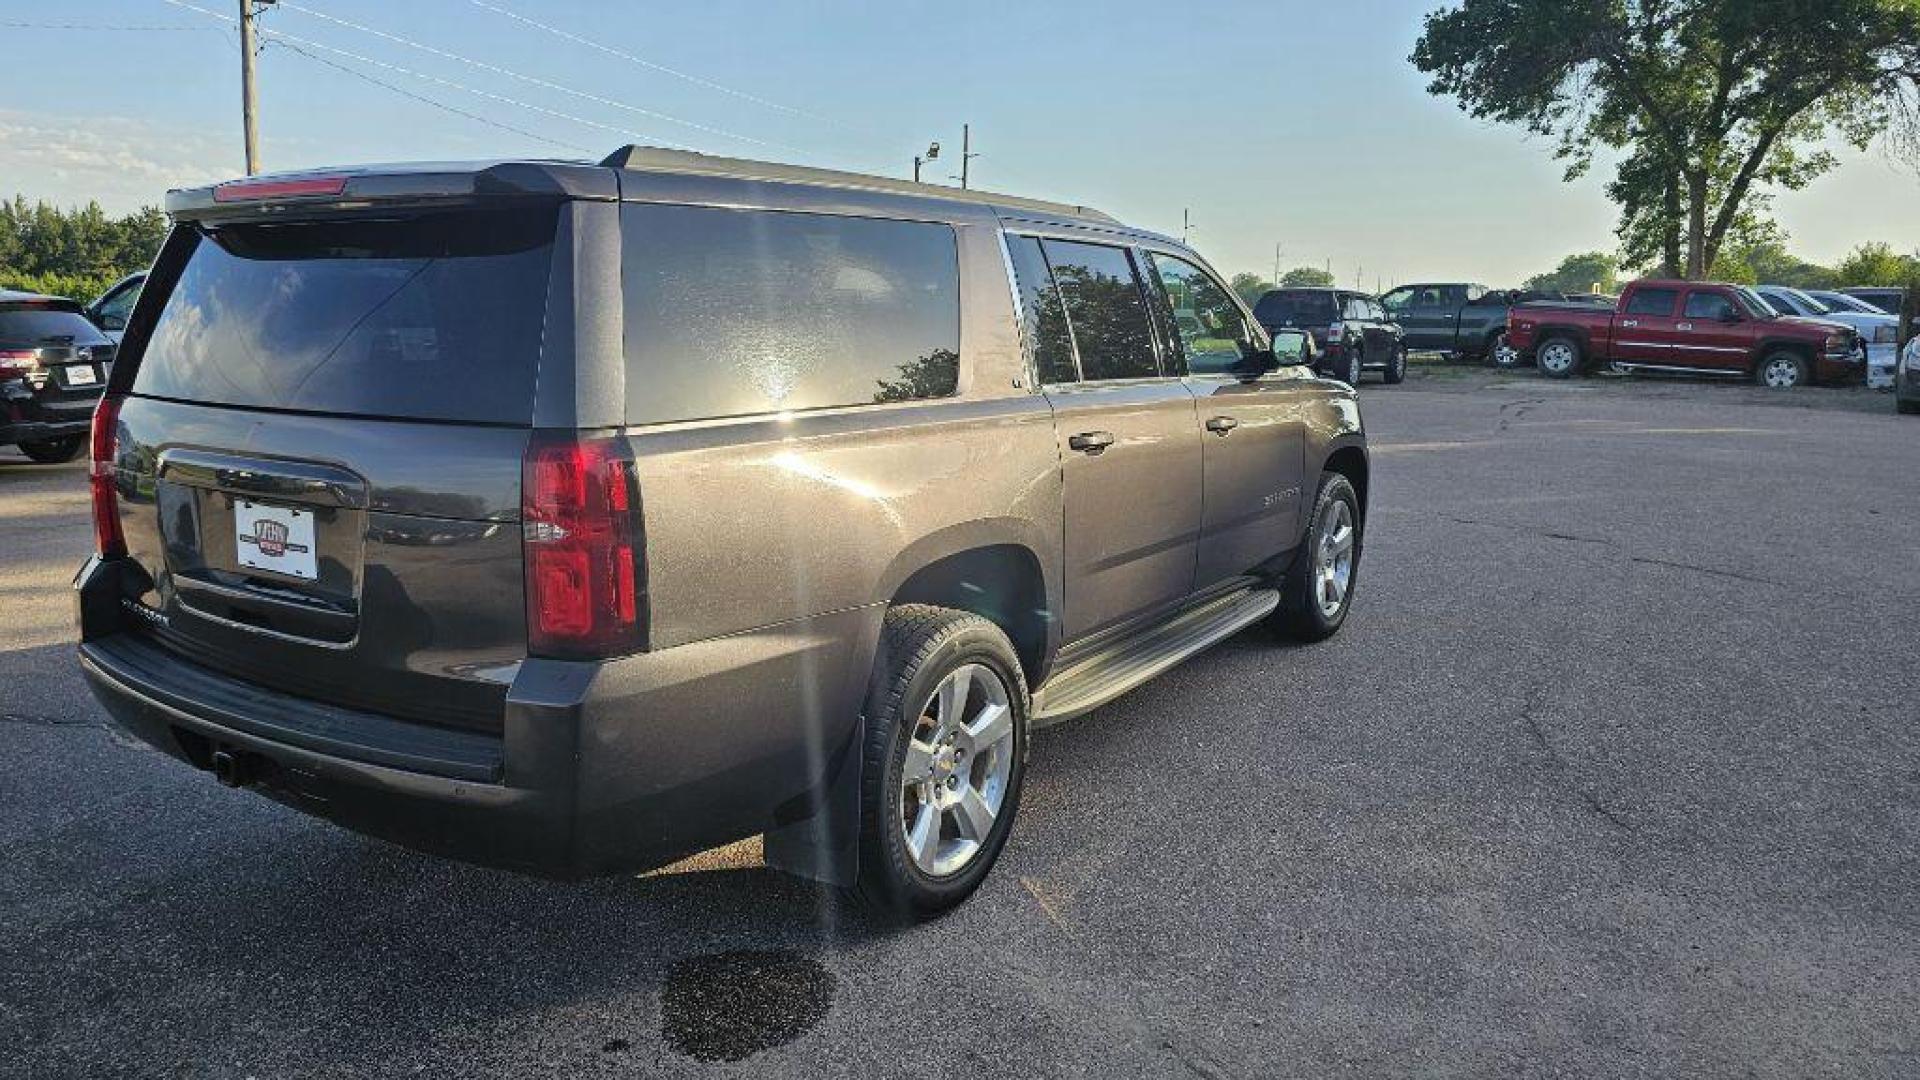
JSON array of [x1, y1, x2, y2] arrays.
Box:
[[76, 147, 1369, 919]]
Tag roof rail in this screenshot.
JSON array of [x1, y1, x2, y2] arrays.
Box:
[[598, 145, 1118, 224]]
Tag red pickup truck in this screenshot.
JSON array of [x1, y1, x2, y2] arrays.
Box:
[[1507, 279, 1857, 388]]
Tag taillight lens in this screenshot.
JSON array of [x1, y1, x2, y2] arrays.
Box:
[[522, 432, 641, 659], [0, 349, 38, 379], [90, 395, 126, 557], [1326, 322, 1345, 342]]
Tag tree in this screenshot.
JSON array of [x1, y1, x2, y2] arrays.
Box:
[[0, 197, 168, 300], [1525, 251, 1620, 294], [1833, 241, 1920, 286], [1413, 0, 1920, 279], [1279, 265, 1336, 288], [1711, 231, 1836, 287], [1228, 272, 1273, 306]]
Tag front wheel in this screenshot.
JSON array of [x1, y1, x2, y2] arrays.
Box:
[[1269, 471, 1361, 642], [1382, 344, 1407, 385], [16, 436, 85, 463], [1756, 350, 1808, 389], [1536, 336, 1582, 379], [1489, 332, 1521, 368], [851, 605, 1028, 921], [1335, 346, 1363, 387]]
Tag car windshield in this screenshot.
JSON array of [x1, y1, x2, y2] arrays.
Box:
[[1254, 291, 1338, 324], [0, 304, 112, 346], [1781, 288, 1831, 314], [1733, 287, 1779, 317], [1814, 291, 1876, 314]]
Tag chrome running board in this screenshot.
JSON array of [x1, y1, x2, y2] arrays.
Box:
[[1030, 586, 1280, 727], [1610, 362, 1744, 377]]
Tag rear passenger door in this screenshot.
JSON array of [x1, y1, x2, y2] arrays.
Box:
[[1616, 285, 1681, 364], [1144, 250, 1308, 588], [1005, 234, 1204, 640], [1392, 286, 1454, 351]]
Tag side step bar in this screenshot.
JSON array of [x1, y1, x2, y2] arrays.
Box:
[[1030, 586, 1280, 727]]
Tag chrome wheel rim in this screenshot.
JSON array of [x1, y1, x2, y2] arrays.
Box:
[[1540, 342, 1574, 373], [1493, 336, 1518, 367], [1314, 500, 1356, 619], [898, 663, 1015, 878], [1763, 356, 1800, 388]]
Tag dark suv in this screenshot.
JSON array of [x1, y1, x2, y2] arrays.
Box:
[[1, 290, 114, 463], [1252, 287, 1406, 385], [76, 149, 1369, 919]]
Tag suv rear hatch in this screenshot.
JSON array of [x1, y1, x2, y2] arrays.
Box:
[[1, 300, 113, 426], [105, 186, 572, 735]]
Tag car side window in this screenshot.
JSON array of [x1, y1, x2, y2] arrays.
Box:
[[1624, 288, 1679, 316], [1040, 239, 1159, 381], [1146, 253, 1254, 376], [1684, 291, 1736, 321], [1005, 235, 1079, 385], [94, 282, 140, 331], [1343, 295, 1370, 321], [1381, 286, 1413, 313], [1367, 298, 1389, 321]]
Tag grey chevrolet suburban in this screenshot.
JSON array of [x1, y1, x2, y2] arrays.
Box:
[[76, 147, 1369, 919]]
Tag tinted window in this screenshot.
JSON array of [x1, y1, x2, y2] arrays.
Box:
[[1148, 253, 1252, 375], [1368, 298, 1389, 321], [1006, 234, 1078, 385], [1041, 239, 1158, 381], [0, 305, 111, 346], [622, 205, 960, 423], [1343, 295, 1372, 321], [1624, 287, 1679, 316], [1684, 291, 1737, 320], [1255, 290, 1338, 325], [93, 280, 141, 331], [134, 209, 554, 424]]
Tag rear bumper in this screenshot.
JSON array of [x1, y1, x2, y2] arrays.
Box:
[[3, 389, 99, 444], [0, 418, 89, 444], [74, 556, 878, 879]]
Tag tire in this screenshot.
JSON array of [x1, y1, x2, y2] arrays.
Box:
[[1755, 350, 1808, 389], [1268, 472, 1361, 642], [851, 605, 1029, 921], [16, 436, 85, 464], [1336, 346, 1363, 387], [1489, 332, 1521, 369], [1536, 336, 1582, 379], [1382, 344, 1407, 385]]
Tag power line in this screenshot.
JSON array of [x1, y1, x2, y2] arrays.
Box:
[[466, 0, 850, 132], [160, 0, 693, 151], [0, 21, 212, 31], [277, 1, 803, 156]]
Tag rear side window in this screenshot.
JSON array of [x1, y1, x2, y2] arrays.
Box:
[[1686, 292, 1737, 320], [1255, 290, 1338, 326], [133, 208, 555, 424], [0, 305, 111, 346], [1006, 234, 1079, 385], [621, 205, 959, 425], [1040, 240, 1158, 381], [1624, 288, 1679, 316]]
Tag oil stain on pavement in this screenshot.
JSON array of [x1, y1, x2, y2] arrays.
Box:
[[660, 949, 836, 1062]]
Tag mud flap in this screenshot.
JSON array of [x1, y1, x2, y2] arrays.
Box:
[[760, 714, 864, 887]]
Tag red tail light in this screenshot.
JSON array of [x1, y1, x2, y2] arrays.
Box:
[[90, 396, 126, 558], [212, 175, 349, 202], [0, 349, 38, 379], [522, 432, 641, 659]]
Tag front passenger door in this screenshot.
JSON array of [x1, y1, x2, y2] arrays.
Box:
[[1146, 251, 1309, 589]]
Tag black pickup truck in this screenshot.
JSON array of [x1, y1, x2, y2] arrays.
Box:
[[1380, 282, 1574, 365]]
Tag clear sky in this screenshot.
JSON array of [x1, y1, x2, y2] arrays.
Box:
[[3, 0, 1915, 287]]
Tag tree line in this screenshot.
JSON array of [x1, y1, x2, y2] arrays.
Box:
[[0, 197, 168, 302], [1526, 239, 1920, 296]]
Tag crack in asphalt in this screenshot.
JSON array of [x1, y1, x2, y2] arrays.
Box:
[[1517, 690, 1637, 834], [1495, 397, 1548, 433], [1438, 515, 1791, 588]]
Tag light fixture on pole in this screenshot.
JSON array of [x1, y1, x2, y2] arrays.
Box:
[[912, 141, 940, 183]]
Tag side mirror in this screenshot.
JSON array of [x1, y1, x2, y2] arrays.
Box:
[[1268, 330, 1312, 367]]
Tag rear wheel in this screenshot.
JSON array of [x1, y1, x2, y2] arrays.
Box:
[[16, 436, 85, 464], [1336, 346, 1363, 386], [1489, 332, 1521, 368], [1536, 336, 1581, 379], [1269, 472, 1360, 642], [1756, 350, 1808, 389], [851, 605, 1028, 921], [1382, 344, 1407, 385]]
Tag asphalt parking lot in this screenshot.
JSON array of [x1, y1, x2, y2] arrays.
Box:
[[3, 371, 1916, 1079]]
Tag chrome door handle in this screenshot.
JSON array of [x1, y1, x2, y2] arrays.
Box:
[[1067, 431, 1116, 454], [1676, 322, 1694, 331], [1205, 416, 1239, 435], [1620, 319, 1638, 328]]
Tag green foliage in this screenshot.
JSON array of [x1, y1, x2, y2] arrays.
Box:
[[1278, 265, 1336, 288], [1525, 251, 1620, 294], [1413, 0, 1920, 279], [1712, 235, 1836, 288], [1833, 242, 1920, 286], [0, 196, 165, 301], [1228, 272, 1274, 306]]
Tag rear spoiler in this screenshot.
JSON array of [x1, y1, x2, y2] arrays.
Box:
[[166, 160, 618, 223]]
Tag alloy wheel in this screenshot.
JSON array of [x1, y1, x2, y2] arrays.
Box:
[[1314, 500, 1356, 619], [898, 663, 1016, 878], [1539, 341, 1576, 375], [1762, 355, 1802, 388], [1492, 334, 1519, 367]]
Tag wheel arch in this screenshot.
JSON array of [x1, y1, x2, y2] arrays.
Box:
[[877, 527, 1058, 689]]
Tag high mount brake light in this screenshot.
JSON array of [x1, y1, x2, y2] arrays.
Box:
[[212, 175, 349, 203], [90, 396, 126, 558], [522, 433, 641, 659]]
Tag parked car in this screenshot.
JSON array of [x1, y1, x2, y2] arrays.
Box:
[[1, 289, 114, 462], [1900, 334, 1920, 415], [1252, 286, 1406, 385], [86, 272, 146, 344], [1507, 280, 1856, 387], [1803, 289, 1885, 316], [74, 148, 1369, 920], [1842, 286, 1907, 315], [1755, 284, 1896, 387], [1378, 282, 1568, 366]]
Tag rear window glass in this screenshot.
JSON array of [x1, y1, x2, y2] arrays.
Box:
[[1254, 291, 1338, 325], [133, 208, 556, 424], [0, 306, 111, 346], [621, 204, 960, 425]]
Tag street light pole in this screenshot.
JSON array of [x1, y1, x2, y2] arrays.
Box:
[[912, 141, 940, 183], [958, 124, 978, 190]]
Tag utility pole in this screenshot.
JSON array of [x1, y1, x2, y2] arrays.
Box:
[[1182, 209, 1192, 244], [239, 0, 271, 175], [1273, 242, 1282, 285], [957, 124, 979, 190]]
